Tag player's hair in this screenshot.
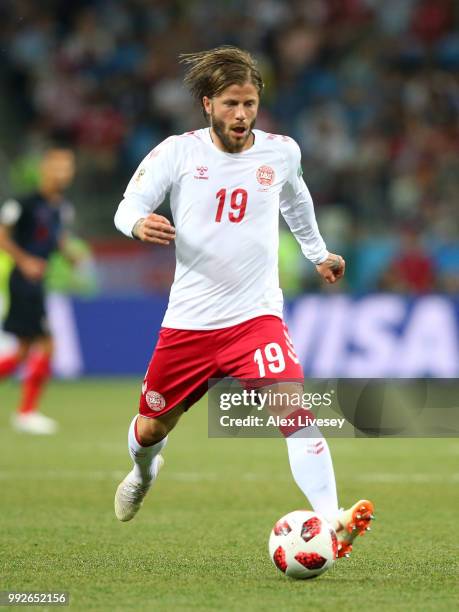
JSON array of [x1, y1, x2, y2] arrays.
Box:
[[180, 46, 264, 116], [44, 130, 74, 152]]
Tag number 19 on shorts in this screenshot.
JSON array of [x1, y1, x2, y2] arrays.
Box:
[[254, 343, 286, 377], [254, 338, 300, 377]]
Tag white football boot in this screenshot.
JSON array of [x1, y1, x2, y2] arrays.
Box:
[[11, 412, 58, 435], [114, 455, 164, 522], [333, 499, 375, 558]]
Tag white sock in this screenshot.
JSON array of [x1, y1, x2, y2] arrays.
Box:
[[285, 426, 338, 524], [128, 415, 167, 485]]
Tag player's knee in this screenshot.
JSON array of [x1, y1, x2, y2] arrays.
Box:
[[261, 382, 304, 418], [137, 416, 169, 446], [17, 340, 32, 363], [38, 336, 54, 357]]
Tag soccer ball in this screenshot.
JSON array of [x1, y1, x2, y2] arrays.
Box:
[[268, 510, 338, 579]]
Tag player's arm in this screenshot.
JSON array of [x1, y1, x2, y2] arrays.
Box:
[[114, 139, 176, 245], [279, 143, 345, 284], [0, 200, 46, 281]]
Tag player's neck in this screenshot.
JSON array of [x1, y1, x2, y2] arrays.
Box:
[[39, 182, 63, 204]]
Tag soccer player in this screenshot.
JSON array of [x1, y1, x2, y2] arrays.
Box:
[[0, 145, 76, 434], [114, 47, 374, 558]]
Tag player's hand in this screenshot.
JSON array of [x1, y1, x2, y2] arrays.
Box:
[[133, 214, 176, 245], [315, 252, 345, 284], [18, 254, 47, 281]]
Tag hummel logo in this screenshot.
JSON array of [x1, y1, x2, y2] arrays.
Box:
[[194, 166, 209, 180]]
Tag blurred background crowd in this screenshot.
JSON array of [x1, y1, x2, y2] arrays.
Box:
[[0, 0, 458, 297]]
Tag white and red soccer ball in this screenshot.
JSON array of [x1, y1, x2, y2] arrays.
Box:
[[269, 511, 338, 579]]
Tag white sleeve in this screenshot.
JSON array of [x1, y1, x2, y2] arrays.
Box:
[[0, 199, 22, 226], [114, 137, 176, 238], [279, 140, 328, 265]]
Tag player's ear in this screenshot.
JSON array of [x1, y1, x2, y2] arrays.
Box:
[[202, 96, 212, 118]]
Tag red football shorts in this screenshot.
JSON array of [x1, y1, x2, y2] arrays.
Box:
[[139, 315, 304, 418]]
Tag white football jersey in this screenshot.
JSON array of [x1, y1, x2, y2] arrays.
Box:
[[115, 128, 328, 330]]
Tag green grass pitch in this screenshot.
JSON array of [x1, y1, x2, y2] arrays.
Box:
[[1, 379, 458, 611]]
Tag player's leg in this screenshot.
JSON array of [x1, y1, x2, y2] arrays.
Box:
[[115, 326, 220, 521], [128, 406, 184, 485], [12, 334, 57, 435], [0, 270, 34, 378], [1, 270, 32, 377], [4, 274, 56, 433], [115, 405, 186, 522], [18, 334, 53, 415], [0, 337, 30, 378], [277, 391, 375, 557], [218, 316, 339, 526], [239, 318, 375, 557], [260, 380, 339, 526]]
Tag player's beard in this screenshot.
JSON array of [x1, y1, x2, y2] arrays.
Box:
[[211, 112, 256, 153]]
